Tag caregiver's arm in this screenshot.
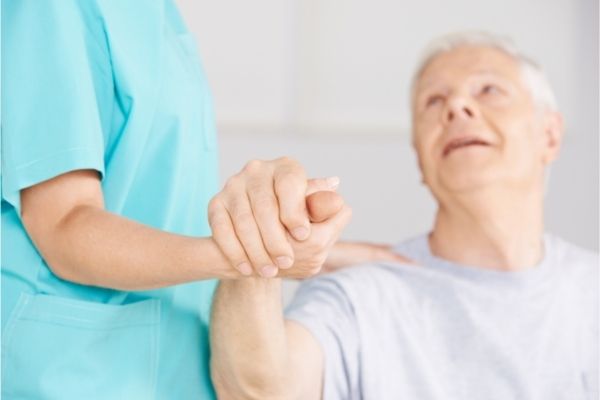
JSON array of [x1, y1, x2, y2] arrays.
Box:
[[20, 169, 241, 290], [211, 278, 324, 400], [20, 165, 338, 291]]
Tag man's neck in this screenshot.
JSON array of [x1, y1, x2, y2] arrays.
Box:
[[430, 186, 545, 271]]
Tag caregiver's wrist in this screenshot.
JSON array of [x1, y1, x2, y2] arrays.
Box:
[[192, 237, 245, 280]]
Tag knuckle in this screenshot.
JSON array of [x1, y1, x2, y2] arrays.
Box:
[[273, 157, 305, 177], [275, 156, 300, 168], [275, 156, 292, 164], [207, 197, 223, 215], [243, 159, 264, 174], [223, 176, 241, 192]]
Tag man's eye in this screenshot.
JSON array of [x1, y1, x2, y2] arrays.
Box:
[[425, 95, 444, 107], [480, 84, 500, 95]]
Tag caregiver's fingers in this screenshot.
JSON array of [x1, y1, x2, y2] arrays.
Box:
[[227, 194, 280, 278], [272, 158, 311, 241], [306, 176, 340, 196], [208, 198, 253, 276], [247, 179, 295, 269]]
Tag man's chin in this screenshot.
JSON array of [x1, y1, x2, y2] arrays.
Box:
[[437, 169, 501, 193]]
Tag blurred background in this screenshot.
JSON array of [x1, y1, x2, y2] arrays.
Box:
[[177, 0, 598, 299]]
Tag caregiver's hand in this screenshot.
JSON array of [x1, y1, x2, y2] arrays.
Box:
[[208, 157, 341, 278]]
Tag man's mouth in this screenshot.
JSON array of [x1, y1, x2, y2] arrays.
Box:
[[442, 137, 491, 157]]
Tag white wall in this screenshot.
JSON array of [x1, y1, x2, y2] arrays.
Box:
[[177, 0, 599, 258]]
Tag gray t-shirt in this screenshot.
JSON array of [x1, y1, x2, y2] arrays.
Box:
[[285, 234, 599, 400]]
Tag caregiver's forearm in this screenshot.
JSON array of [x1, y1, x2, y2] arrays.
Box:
[[31, 204, 241, 290], [210, 278, 293, 400]]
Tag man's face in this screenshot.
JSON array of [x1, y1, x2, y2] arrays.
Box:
[[411, 46, 562, 199]]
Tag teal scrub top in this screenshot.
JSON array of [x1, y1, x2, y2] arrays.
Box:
[[1, 0, 220, 398]]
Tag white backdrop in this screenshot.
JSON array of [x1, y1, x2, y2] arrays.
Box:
[[176, 1, 599, 274]]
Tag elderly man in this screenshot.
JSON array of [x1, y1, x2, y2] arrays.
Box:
[[210, 32, 598, 399]]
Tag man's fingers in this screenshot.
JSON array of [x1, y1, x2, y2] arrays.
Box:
[[311, 205, 353, 246], [329, 205, 353, 239], [385, 252, 415, 265], [370, 244, 416, 265]]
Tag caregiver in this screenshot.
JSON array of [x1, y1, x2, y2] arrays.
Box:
[[0, 0, 374, 398]]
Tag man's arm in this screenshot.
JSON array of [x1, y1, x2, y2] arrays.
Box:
[[210, 202, 352, 399], [210, 278, 324, 400]]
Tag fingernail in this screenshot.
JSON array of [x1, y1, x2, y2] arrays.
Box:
[[276, 256, 293, 269], [260, 265, 279, 278], [327, 176, 340, 189], [237, 262, 253, 276], [292, 226, 310, 241]]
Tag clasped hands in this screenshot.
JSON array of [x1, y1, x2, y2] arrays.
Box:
[[208, 157, 407, 279]]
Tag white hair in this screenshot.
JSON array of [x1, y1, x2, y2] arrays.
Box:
[[410, 31, 558, 111]]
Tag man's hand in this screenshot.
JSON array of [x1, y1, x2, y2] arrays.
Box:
[[208, 157, 341, 278], [210, 190, 349, 400], [278, 190, 351, 279], [304, 190, 415, 274]]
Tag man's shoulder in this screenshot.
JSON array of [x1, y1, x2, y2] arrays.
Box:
[[548, 234, 598, 269], [297, 235, 434, 303], [547, 235, 598, 294]]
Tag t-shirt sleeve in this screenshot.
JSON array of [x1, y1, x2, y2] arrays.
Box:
[[285, 276, 360, 400], [2, 0, 113, 214]]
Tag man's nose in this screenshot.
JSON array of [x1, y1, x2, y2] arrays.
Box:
[[444, 96, 476, 123]]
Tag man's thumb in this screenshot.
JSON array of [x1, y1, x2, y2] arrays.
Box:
[[306, 191, 344, 223]]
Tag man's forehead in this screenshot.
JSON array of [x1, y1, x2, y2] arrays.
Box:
[[416, 46, 520, 90]]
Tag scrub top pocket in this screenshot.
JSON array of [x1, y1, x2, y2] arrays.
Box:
[[1, 293, 161, 400]]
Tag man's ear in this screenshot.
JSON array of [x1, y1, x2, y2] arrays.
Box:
[[542, 110, 564, 164]]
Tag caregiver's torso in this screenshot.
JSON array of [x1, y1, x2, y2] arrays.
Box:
[[2, 0, 219, 398]]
